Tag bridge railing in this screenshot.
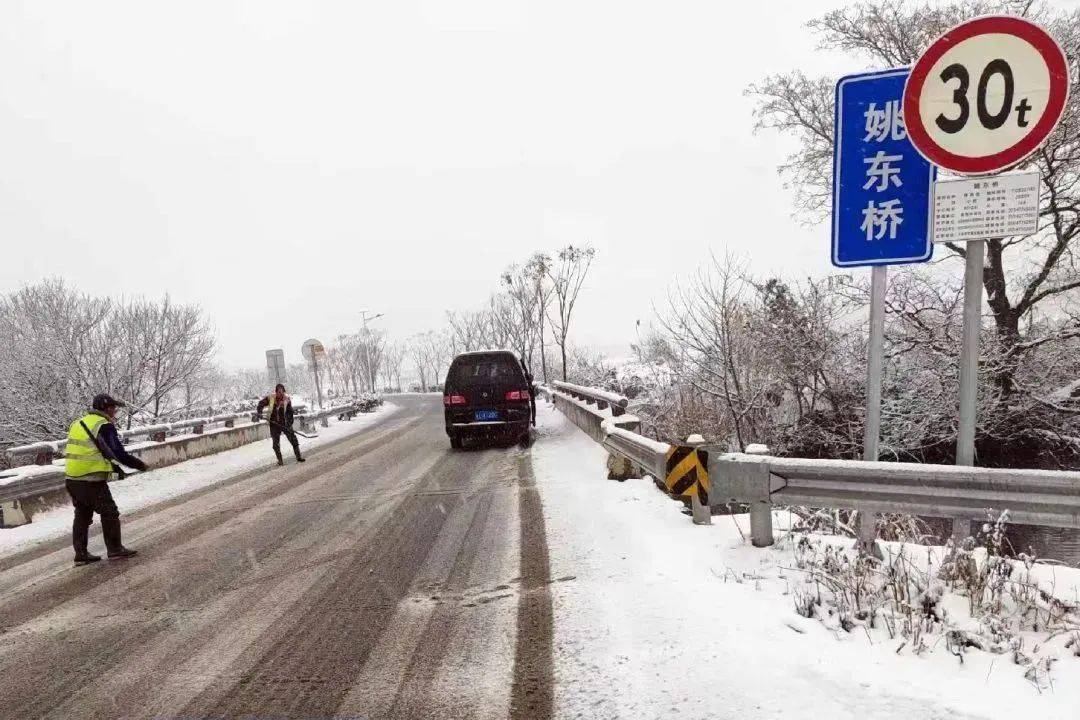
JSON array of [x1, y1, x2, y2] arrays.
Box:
[[5, 410, 255, 467], [549, 381, 1080, 549], [552, 381, 630, 416], [0, 397, 382, 505], [601, 424, 669, 481], [550, 386, 639, 444], [716, 453, 1080, 547]]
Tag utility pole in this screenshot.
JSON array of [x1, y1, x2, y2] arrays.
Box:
[[359, 310, 385, 394]]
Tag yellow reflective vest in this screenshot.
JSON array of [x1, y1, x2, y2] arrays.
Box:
[[65, 412, 113, 479], [266, 393, 290, 420]]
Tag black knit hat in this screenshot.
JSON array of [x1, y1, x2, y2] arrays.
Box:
[[91, 393, 125, 412]]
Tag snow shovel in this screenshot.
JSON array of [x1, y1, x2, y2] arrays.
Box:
[[257, 416, 319, 440]]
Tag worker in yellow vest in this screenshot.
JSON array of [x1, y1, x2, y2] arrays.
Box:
[[64, 394, 148, 565]]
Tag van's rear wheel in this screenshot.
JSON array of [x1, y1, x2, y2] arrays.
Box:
[[449, 433, 463, 450]]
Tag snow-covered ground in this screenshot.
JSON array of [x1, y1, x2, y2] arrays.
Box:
[[0, 402, 397, 559], [530, 402, 1080, 720]]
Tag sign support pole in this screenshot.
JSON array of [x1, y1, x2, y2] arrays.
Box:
[[956, 240, 984, 466], [312, 354, 324, 410], [856, 264, 887, 558], [863, 265, 887, 462]]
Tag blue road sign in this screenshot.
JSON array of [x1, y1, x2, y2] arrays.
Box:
[[832, 68, 936, 267]]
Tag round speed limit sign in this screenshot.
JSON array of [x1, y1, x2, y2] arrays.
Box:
[[903, 15, 1069, 175]]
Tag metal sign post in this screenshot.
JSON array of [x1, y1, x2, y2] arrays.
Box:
[[301, 338, 326, 410], [832, 68, 935, 463], [312, 354, 324, 410], [956, 241, 984, 465], [933, 172, 1040, 465], [904, 16, 1069, 466], [863, 265, 887, 462]]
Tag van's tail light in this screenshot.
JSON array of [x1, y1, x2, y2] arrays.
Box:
[[444, 394, 468, 406], [505, 390, 530, 401]]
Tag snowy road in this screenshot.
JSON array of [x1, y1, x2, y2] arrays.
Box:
[[0, 395, 550, 719], [2, 396, 1077, 720]]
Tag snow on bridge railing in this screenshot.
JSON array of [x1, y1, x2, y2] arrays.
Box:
[[552, 381, 629, 416], [550, 381, 1080, 555], [715, 452, 1080, 549], [550, 384, 672, 496], [6, 411, 256, 466], [548, 386, 640, 444], [4, 395, 382, 467], [600, 422, 670, 481], [0, 396, 382, 505]]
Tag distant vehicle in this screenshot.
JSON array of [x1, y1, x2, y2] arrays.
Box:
[[443, 350, 534, 449]]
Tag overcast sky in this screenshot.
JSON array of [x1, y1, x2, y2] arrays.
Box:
[[1, 0, 1017, 367]]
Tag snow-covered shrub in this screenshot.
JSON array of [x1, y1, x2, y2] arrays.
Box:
[[786, 512, 1079, 689]]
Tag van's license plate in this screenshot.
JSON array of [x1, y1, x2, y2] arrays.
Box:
[[475, 410, 499, 422]]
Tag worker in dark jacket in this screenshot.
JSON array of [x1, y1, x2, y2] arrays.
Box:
[[64, 394, 147, 565], [256, 384, 306, 466]]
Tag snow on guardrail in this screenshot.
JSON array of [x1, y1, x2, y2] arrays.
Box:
[[552, 381, 629, 411], [0, 396, 383, 503], [601, 422, 668, 455]]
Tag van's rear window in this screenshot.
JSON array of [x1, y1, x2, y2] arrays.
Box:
[[450, 358, 520, 384]]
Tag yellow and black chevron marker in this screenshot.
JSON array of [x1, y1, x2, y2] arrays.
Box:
[[665, 445, 709, 505]]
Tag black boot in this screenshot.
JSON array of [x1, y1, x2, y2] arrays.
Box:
[[74, 553, 101, 566], [73, 521, 91, 561], [102, 509, 134, 560]]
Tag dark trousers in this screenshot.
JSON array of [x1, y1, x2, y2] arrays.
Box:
[[270, 425, 302, 461], [65, 478, 123, 555]]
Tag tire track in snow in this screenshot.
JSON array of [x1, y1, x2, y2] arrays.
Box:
[[510, 451, 554, 720]]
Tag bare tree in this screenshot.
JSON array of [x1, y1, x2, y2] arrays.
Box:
[[0, 279, 217, 447], [381, 340, 407, 391], [657, 255, 780, 449], [546, 244, 596, 381], [123, 296, 217, 418], [527, 252, 554, 382], [501, 264, 541, 369], [408, 335, 430, 392], [446, 309, 489, 353], [407, 331, 451, 391], [358, 328, 386, 393], [422, 330, 452, 389]]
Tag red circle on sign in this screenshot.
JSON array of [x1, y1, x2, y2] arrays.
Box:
[[903, 15, 1069, 175]]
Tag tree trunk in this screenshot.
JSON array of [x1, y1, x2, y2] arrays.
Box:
[[983, 239, 1022, 398], [539, 315, 548, 383]]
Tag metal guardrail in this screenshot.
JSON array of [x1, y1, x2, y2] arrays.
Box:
[[550, 388, 640, 444], [551, 381, 1080, 551], [5, 397, 380, 466], [5, 410, 256, 466], [0, 468, 67, 505], [713, 453, 1080, 547], [0, 397, 382, 505], [601, 426, 668, 480], [552, 381, 629, 416]]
